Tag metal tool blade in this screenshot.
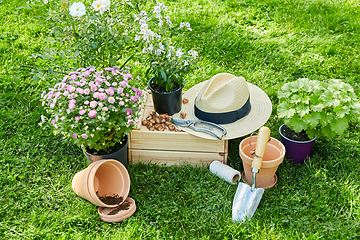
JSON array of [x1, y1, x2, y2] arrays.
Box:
[[232, 182, 264, 222]]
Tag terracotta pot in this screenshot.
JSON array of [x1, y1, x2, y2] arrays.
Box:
[[82, 135, 128, 168], [279, 124, 316, 164], [98, 197, 136, 222], [72, 159, 130, 208], [148, 77, 183, 115], [239, 136, 285, 188]]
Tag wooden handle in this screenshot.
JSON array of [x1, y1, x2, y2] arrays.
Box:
[[251, 126, 271, 170]]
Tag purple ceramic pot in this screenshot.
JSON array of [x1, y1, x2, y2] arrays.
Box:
[[279, 124, 316, 164]]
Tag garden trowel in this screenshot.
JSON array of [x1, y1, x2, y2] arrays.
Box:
[[232, 126, 271, 222]]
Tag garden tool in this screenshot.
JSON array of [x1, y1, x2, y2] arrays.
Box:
[[232, 126, 271, 222], [172, 119, 227, 140]]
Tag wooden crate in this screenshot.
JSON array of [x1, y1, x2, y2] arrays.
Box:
[[128, 93, 228, 166]]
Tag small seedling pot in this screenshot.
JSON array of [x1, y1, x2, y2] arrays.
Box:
[[239, 136, 285, 188], [98, 197, 136, 223], [72, 159, 130, 208], [279, 124, 316, 164]]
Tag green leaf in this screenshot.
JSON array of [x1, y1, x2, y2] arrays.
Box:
[[334, 106, 350, 118], [288, 115, 308, 133], [311, 103, 325, 112], [295, 104, 310, 117], [160, 69, 167, 82], [278, 84, 292, 98], [277, 102, 295, 119], [326, 99, 341, 107], [330, 118, 348, 135], [321, 125, 336, 138], [303, 112, 321, 128], [289, 94, 302, 104], [320, 112, 334, 127]]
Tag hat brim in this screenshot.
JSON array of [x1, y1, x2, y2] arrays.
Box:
[[172, 81, 272, 140]]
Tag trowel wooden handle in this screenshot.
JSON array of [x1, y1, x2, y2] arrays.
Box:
[[251, 126, 271, 170]]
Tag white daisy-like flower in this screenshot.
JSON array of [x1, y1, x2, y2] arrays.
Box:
[[69, 2, 86, 17], [92, 0, 110, 14]]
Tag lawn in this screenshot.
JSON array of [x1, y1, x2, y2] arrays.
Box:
[[1, 0, 360, 239]]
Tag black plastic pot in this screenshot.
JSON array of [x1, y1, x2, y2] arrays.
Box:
[[148, 78, 183, 115], [82, 135, 128, 168]]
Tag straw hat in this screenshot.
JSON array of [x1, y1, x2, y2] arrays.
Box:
[[172, 73, 272, 140]]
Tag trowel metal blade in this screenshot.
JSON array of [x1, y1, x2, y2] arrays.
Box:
[[232, 182, 264, 222]]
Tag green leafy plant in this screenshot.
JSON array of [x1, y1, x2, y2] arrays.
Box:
[[277, 78, 360, 139], [135, 2, 198, 92], [29, 0, 142, 78], [40, 66, 144, 154]]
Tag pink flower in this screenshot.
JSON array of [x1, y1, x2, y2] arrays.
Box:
[[93, 92, 99, 98], [136, 90, 142, 97], [91, 85, 97, 92], [108, 97, 115, 104], [95, 77, 104, 83], [73, 134, 77, 139], [79, 109, 86, 115], [99, 93, 107, 100], [112, 82, 117, 86], [125, 108, 132, 116], [84, 100, 89, 105], [90, 101, 98, 108], [99, 88, 105, 93], [123, 73, 133, 80], [41, 115, 45, 122], [81, 134, 88, 139], [77, 88, 84, 94], [69, 103, 75, 110], [104, 67, 114, 71], [119, 101, 124, 106], [51, 120, 56, 125], [106, 88, 115, 96], [84, 89, 90, 95], [75, 116, 80, 122], [102, 107, 109, 111], [130, 96, 137, 102], [55, 92, 61, 98], [88, 110, 97, 118], [83, 71, 90, 77], [69, 86, 76, 92], [117, 87, 123, 94]]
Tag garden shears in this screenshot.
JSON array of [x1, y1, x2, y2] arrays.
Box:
[[172, 119, 227, 140]]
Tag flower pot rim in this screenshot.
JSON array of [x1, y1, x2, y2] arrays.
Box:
[[239, 136, 285, 167], [279, 124, 316, 144], [148, 77, 184, 94]]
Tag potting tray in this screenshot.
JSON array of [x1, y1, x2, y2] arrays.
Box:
[[128, 92, 228, 166]]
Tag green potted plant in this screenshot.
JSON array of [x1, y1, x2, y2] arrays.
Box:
[[39, 66, 144, 167], [134, 2, 198, 115], [277, 78, 360, 163]]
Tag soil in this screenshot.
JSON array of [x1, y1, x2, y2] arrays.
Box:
[[150, 80, 181, 93], [96, 192, 124, 205], [281, 125, 311, 141], [108, 200, 131, 215], [87, 135, 127, 155]]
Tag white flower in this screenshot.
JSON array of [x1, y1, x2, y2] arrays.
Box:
[[179, 22, 192, 31], [176, 49, 183, 58], [188, 50, 198, 58], [92, 0, 110, 14], [69, 2, 86, 17], [135, 35, 141, 41], [184, 60, 189, 66]]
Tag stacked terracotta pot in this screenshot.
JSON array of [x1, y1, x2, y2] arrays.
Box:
[[72, 159, 136, 222]]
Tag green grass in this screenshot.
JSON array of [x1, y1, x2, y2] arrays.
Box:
[[1, 0, 360, 239]]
